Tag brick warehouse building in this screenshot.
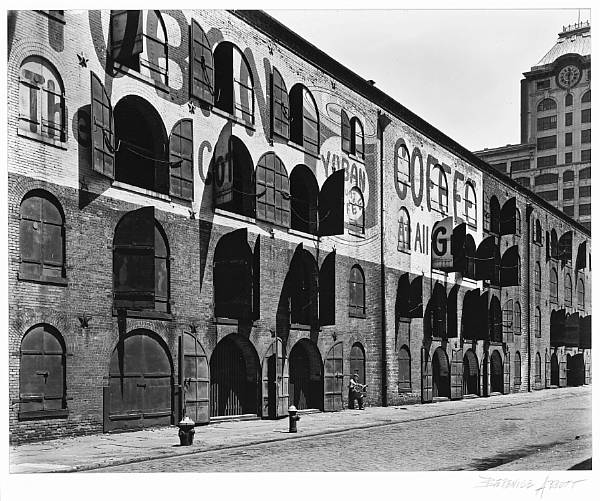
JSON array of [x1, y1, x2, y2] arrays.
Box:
[[7, 10, 591, 443]]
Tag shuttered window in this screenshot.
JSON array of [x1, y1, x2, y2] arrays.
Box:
[[549, 268, 558, 303], [577, 279, 585, 309], [214, 42, 254, 124], [341, 110, 351, 153], [351, 117, 364, 159], [255, 153, 290, 227], [19, 325, 67, 418], [503, 300, 513, 343], [430, 165, 448, 214], [396, 144, 410, 186], [349, 265, 366, 317], [347, 187, 365, 234], [190, 19, 214, 105], [19, 56, 66, 143], [271, 68, 289, 139], [564, 274, 572, 306], [535, 307, 541, 338], [169, 119, 194, 200], [513, 302, 521, 335], [20, 191, 65, 281], [397, 207, 410, 251], [290, 84, 319, 155]]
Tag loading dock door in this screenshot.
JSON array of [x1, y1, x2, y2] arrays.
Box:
[[179, 332, 209, 424], [324, 342, 343, 411]]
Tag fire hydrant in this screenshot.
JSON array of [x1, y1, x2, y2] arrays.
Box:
[[178, 416, 195, 446], [288, 405, 300, 433]]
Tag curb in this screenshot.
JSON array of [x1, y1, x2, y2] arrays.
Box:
[[58, 388, 588, 473]]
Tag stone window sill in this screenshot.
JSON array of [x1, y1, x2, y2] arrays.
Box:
[[17, 128, 67, 150], [18, 272, 68, 286]]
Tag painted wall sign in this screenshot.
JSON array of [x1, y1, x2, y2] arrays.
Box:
[[431, 216, 454, 269]]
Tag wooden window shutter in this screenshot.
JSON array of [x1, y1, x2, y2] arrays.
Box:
[[500, 245, 520, 286], [113, 207, 156, 310], [169, 119, 194, 201], [90, 71, 115, 179], [318, 169, 345, 236], [576, 241, 587, 271], [190, 20, 214, 105], [319, 251, 336, 326], [271, 68, 289, 139], [499, 197, 516, 235], [341, 110, 351, 153], [110, 10, 143, 63]]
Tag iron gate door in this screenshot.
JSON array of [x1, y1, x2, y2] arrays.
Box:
[[180, 332, 209, 424], [450, 349, 463, 400], [210, 337, 250, 417], [324, 342, 343, 411], [503, 351, 510, 395], [421, 347, 432, 403], [545, 351, 551, 388], [262, 338, 288, 418], [107, 332, 173, 431], [559, 355, 567, 387]]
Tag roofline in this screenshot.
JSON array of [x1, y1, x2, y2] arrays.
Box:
[[230, 10, 590, 237]]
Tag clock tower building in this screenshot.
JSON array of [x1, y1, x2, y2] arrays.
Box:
[[475, 21, 591, 230]]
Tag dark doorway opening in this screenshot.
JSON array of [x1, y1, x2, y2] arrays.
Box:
[[209, 334, 259, 417], [567, 353, 585, 386], [463, 349, 480, 396], [432, 347, 450, 398], [490, 350, 503, 393], [551, 352, 559, 386], [288, 339, 323, 410]]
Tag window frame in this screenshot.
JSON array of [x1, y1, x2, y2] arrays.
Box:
[[464, 182, 477, 229], [564, 274, 573, 306], [513, 302, 521, 335], [534, 307, 541, 338], [397, 207, 411, 252], [430, 164, 448, 215], [534, 262, 541, 291], [537, 98, 556, 112], [348, 264, 366, 318], [577, 278, 585, 309], [549, 267, 558, 303]]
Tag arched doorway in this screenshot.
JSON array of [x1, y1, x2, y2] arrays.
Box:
[[210, 334, 260, 417], [289, 338, 323, 410], [106, 329, 173, 431], [463, 349, 479, 396], [432, 347, 450, 398], [567, 353, 585, 386], [490, 350, 503, 393], [551, 352, 559, 386]]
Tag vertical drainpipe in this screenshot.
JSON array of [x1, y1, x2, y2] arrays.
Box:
[[525, 203, 533, 392], [378, 109, 387, 407]]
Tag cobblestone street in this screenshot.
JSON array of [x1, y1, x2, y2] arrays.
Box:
[[95, 388, 591, 472]]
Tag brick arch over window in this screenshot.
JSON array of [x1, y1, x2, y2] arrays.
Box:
[[289, 84, 319, 155], [113, 207, 170, 312], [113, 95, 169, 194], [255, 152, 290, 227], [19, 189, 66, 282], [290, 164, 319, 235], [537, 98, 557, 112], [19, 55, 66, 144], [213, 41, 254, 123], [349, 265, 366, 317], [19, 324, 67, 419]]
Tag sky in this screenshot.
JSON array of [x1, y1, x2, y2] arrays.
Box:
[[267, 8, 591, 152]]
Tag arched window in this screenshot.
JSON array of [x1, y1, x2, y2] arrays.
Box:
[[397, 207, 411, 251], [290, 165, 318, 234], [549, 268, 558, 302], [19, 324, 67, 418], [534, 262, 541, 291], [577, 278, 585, 309], [109, 10, 168, 85], [564, 274, 573, 306], [350, 342, 366, 387], [113, 208, 170, 312], [534, 307, 541, 338], [503, 299, 514, 343], [430, 165, 448, 214], [535, 352, 542, 385], [19, 190, 65, 281], [515, 208, 522, 235], [489, 296, 503, 342], [514, 351, 522, 387], [214, 42, 254, 123], [349, 265, 366, 317], [464, 183, 477, 228], [534, 219, 543, 244], [289, 84, 319, 155], [514, 302, 521, 335], [565, 93, 573, 107], [114, 95, 169, 194], [347, 187, 365, 234], [563, 170, 574, 182], [255, 153, 290, 227], [19, 56, 66, 143], [396, 144, 410, 186], [581, 90, 591, 103], [350, 117, 364, 159], [398, 345, 411, 392], [537, 98, 556, 112]]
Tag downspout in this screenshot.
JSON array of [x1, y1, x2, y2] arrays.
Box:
[[378, 109, 387, 407], [525, 203, 533, 392]]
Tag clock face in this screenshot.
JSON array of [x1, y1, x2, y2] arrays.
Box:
[[557, 64, 582, 89]]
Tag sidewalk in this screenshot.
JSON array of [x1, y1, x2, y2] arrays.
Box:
[[9, 385, 590, 473]]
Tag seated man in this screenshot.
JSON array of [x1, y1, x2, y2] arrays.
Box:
[[348, 372, 364, 410]]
